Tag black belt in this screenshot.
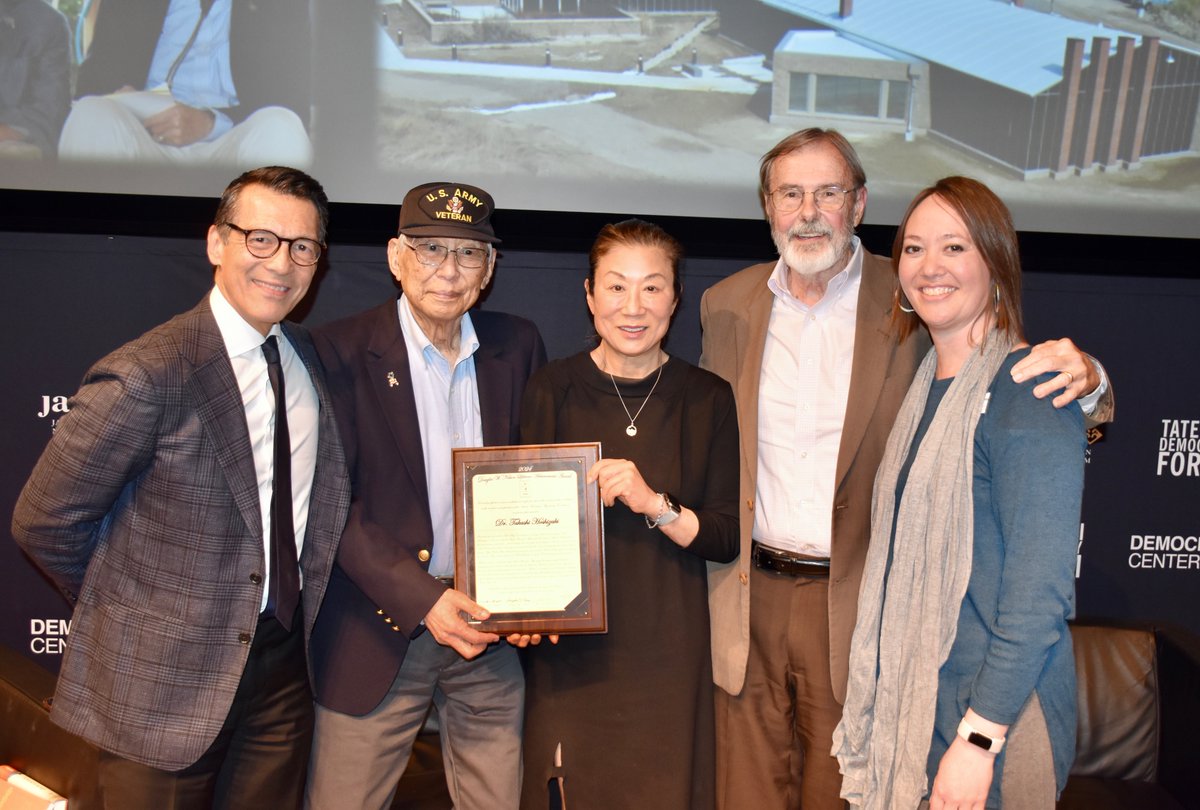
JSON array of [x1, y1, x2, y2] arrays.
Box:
[[752, 542, 831, 578]]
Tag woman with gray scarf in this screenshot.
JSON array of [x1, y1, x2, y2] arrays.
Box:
[[832, 177, 1085, 809]]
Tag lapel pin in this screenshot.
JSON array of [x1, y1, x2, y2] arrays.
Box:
[[387, 371, 399, 388]]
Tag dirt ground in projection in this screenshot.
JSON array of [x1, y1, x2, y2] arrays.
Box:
[[374, 4, 1200, 232]]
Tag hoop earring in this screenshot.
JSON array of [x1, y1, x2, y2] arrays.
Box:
[[993, 284, 1001, 314], [895, 288, 915, 314]]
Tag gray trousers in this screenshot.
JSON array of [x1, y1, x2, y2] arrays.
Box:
[[305, 633, 524, 810]]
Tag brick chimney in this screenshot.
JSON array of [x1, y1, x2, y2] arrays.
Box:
[[840, 0, 853, 17]]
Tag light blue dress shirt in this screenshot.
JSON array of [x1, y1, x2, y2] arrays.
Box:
[[397, 295, 483, 577], [145, 0, 236, 141]]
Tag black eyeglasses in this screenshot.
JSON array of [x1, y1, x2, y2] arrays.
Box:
[[222, 222, 324, 266]]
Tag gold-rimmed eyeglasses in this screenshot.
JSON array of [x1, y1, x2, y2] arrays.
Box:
[[767, 185, 857, 214]]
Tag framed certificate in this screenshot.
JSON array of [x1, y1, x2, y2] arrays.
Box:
[[452, 443, 606, 635]]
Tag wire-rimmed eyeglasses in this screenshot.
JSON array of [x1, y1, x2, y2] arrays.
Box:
[[222, 222, 324, 266], [767, 185, 857, 214], [405, 239, 490, 270]]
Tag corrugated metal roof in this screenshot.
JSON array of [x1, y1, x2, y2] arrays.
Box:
[[763, 0, 1145, 95], [778, 29, 903, 60]]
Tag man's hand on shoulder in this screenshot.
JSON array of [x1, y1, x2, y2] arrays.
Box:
[[1011, 337, 1101, 408], [423, 589, 499, 660]]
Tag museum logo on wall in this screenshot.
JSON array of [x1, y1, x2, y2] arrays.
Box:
[[1119, 417, 1200, 572], [28, 618, 71, 656], [1128, 533, 1200, 572], [1157, 417, 1200, 478], [36, 393, 70, 435]]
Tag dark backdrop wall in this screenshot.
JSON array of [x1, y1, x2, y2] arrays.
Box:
[[3, 191, 1198, 669]]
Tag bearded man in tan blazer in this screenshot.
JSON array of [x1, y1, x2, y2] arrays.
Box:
[[700, 128, 1113, 810]]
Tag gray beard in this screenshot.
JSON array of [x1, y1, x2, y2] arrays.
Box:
[[772, 219, 854, 278]]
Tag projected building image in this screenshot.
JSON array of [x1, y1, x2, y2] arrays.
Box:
[[373, 0, 1200, 235]]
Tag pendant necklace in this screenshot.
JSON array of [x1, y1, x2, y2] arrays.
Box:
[[606, 353, 665, 437]]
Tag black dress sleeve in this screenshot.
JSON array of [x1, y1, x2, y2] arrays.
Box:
[[519, 362, 563, 446], [678, 370, 740, 564]]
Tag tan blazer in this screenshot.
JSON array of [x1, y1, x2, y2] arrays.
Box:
[[700, 251, 927, 704]]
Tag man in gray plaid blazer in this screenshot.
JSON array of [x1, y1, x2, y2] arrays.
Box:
[[12, 166, 351, 809]]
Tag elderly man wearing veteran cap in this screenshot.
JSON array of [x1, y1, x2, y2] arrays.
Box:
[[304, 182, 546, 810]]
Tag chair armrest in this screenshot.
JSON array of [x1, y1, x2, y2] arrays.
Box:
[[1156, 626, 1200, 808], [0, 645, 101, 809]]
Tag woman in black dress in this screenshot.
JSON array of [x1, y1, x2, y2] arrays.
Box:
[[518, 219, 739, 810]]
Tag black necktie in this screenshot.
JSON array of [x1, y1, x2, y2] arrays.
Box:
[[262, 335, 300, 631]]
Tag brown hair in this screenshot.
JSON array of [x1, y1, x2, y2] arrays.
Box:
[[890, 176, 1024, 343], [213, 166, 330, 243], [758, 128, 867, 205], [587, 218, 684, 302]]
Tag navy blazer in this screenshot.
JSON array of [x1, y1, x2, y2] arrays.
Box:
[[309, 301, 546, 715], [12, 297, 351, 769]]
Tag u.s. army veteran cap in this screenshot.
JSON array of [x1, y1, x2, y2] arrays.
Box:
[[398, 182, 500, 244]]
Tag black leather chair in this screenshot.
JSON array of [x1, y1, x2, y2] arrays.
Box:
[[0, 644, 100, 809], [7, 620, 1197, 809], [1058, 620, 1200, 809], [0, 643, 450, 808]]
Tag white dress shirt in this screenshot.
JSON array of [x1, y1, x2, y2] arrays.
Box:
[[753, 240, 864, 557], [210, 286, 318, 610], [751, 239, 1107, 557], [397, 295, 482, 577]]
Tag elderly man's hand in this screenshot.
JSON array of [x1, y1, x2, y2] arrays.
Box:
[[1011, 337, 1099, 408], [423, 589, 499, 660], [143, 103, 215, 147]]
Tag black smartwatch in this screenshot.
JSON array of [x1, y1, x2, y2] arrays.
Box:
[[957, 718, 1005, 753]]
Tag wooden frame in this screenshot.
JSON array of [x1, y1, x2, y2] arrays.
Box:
[[452, 443, 606, 635]]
